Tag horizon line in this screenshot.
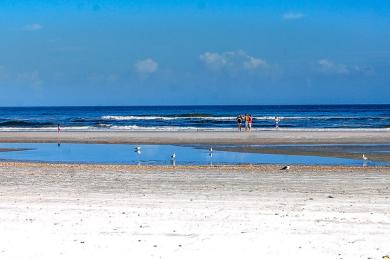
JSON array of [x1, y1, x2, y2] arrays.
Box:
[[0, 103, 389, 108]]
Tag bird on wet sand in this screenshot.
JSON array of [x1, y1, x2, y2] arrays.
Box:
[[280, 165, 290, 170], [362, 154, 368, 161]]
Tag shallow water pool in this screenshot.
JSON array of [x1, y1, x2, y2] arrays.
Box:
[[1, 143, 386, 166]]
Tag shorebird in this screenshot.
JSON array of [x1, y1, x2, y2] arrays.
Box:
[[209, 147, 213, 153], [362, 154, 368, 161], [134, 146, 142, 154], [171, 153, 176, 159], [280, 165, 290, 170]]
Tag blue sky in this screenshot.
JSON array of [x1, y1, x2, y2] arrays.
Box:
[[0, 0, 389, 106]]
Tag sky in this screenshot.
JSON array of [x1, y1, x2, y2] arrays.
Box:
[[0, 0, 389, 106]]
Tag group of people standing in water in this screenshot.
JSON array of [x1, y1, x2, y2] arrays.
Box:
[[236, 114, 253, 131], [236, 115, 282, 131]]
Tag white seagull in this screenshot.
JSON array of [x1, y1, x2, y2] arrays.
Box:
[[171, 153, 176, 159], [135, 146, 141, 151], [362, 154, 368, 161], [208, 147, 213, 153]]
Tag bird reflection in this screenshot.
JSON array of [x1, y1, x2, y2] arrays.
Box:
[[362, 154, 368, 167], [171, 153, 176, 166], [134, 146, 142, 165], [208, 147, 214, 166]]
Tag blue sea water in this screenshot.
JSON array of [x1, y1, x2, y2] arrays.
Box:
[[0, 105, 389, 131], [0, 143, 383, 166]]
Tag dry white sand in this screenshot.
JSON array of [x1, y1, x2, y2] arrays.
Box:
[[0, 162, 389, 260], [0, 129, 389, 144]]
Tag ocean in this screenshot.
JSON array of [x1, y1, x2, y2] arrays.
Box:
[[0, 105, 389, 131]]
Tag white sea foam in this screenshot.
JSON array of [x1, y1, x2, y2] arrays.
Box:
[[101, 115, 389, 121], [0, 126, 93, 132], [101, 115, 236, 121]]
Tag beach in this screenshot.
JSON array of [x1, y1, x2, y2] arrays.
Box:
[[0, 162, 389, 260], [0, 129, 389, 144], [0, 129, 389, 259]]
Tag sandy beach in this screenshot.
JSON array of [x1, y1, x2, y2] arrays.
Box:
[[0, 129, 389, 144], [0, 162, 389, 260]]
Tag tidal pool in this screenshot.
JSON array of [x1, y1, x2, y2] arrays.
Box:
[[1, 142, 385, 166]]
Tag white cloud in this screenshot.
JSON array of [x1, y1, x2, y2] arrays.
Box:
[[199, 52, 228, 70], [317, 59, 350, 75], [199, 50, 267, 71], [135, 58, 158, 74], [22, 23, 43, 31], [282, 12, 304, 20], [317, 59, 373, 75]]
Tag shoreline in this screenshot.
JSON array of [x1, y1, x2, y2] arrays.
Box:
[[0, 129, 389, 145], [0, 161, 389, 172]]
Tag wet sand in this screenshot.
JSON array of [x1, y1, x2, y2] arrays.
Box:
[[217, 144, 390, 162], [0, 148, 31, 152], [0, 129, 389, 145], [0, 162, 389, 259]]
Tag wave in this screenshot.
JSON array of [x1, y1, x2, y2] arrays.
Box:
[[0, 120, 56, 127], [0, 126, 92, 131], [101, 115, 236, 121], [101, 115, 390, 121]]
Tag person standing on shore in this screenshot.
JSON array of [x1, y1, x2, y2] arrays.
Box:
[[244, 114, 249, 131], [236, 115, 243, 131], [248, 114, 253, 131]]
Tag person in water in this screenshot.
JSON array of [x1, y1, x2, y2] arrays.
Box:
[[236, 115, 243, 131], [248, 114, 253, 131], [244, 114, 249, 131], [274, 116, 280, 128]]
